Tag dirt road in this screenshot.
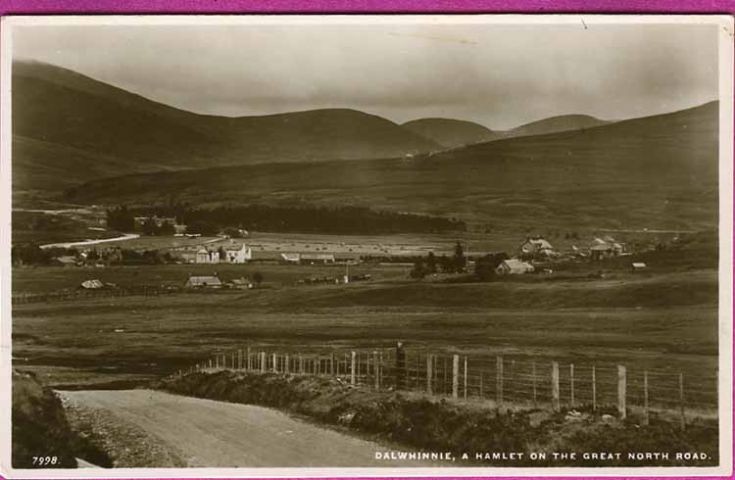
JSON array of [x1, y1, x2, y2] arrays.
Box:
[[61, 390, 436, 468]]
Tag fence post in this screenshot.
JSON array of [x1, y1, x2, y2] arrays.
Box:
[[247, 347, 252, 371], [592, 366, 597, 412], [231, 352, 235, 370], [496, 356, 504, 408], [284, 354, 290, 374], [426, 354, 433, 395], [272, 353, 278, 373], [643, 370, 649, 426], [260, 351, 266, 373], [395, 342, 406, 390], [379, 351, 383, 388], [298, 354, 304, 374], [532, 361, 537, 407], [679, 373, 685, 431], [373, 351, 380, 390], [617, 365, 627, 419], [551, 361, 560, 412], [463, 356, 468, 400], [238, 349, 242, 369], [452, 354, 459, 399], [330, 353, 335, 376], [570, 364, 575, 406], [351, 351, 356, 385]]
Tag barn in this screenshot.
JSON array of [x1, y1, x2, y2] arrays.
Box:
[[184, 275, 223, 288]]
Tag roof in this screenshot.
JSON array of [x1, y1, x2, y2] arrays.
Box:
[[81, 279, 104, 289], [224, 242, 249, 252], [301, 253, 335, 260], [632, 262, 647, 268], [590, 244, 614, 251], [56, 255, 77, 264], [522, 237, 553, 251], [281, 253, 301, 262], [498, 259, 534, 273], [185, 275, 222, 286]]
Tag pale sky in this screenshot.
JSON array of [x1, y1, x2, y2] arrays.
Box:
[[12, 19, 720, 129]]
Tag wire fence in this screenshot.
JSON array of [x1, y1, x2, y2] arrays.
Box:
[[179, 343, 718, 429]]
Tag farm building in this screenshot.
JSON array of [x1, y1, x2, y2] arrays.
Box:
[[222, 241, 252, 263], [495, 259, 535, 275], [519, 237, 555, 258], [184, 275, 223, 288], [280, 253, 336, 264], [280, 253, 301, 264], [631, 262, 647, 272], [589, 237, 626, 261]]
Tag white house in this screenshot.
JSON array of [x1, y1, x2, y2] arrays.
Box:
[[495, 258, 535, 275], [519, 237, 555, 257], [222, 242, 252, 264]]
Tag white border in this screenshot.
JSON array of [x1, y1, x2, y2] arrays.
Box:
[[0, 14, 732, 479]]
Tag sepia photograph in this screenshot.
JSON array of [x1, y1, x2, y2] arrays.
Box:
[[0, 14, 733, 478]]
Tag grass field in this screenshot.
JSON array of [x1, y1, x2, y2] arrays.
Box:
[[12, 266, 717, 388]]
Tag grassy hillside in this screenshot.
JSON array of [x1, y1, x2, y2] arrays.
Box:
[[506, 114, 610, 137], [402, 118, 498, 148], [404, 114, 610, 148], [65, 101, 719, 232], [12, 61, 439, 192]]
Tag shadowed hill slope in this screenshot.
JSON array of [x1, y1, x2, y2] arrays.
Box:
[[402, 118, 499, 148], [65, 101, 719, 231], [12, 61, 440, 191]]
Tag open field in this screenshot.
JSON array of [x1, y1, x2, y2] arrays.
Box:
[[12, 266, 717, 387]]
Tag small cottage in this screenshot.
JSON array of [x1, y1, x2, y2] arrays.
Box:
[[495, 259, 535, 275]]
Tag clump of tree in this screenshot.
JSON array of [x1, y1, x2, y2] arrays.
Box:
[[123, 203, 466, 235], [474, 252, 509, 281], [409, 242, 467, 279], [11, 243, 54, 266], [105, 205, 135, 232]]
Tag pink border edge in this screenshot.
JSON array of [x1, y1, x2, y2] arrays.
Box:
[[0, 2, 733, 480]]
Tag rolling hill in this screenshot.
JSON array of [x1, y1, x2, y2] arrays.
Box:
[[12, 61, 440, 192], [65, 101, 719, 232], [504, 114, 610, 138], [403, 113, 610, 148], [402, 118, 499, 148]]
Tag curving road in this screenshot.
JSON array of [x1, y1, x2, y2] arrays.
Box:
[[61, 389, 438, 468]]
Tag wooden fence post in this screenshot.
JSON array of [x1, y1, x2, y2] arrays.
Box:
[[496, 356, 504, 408], [463, 356, 468, 400], [298, 354, 304, 374], [452, 354, 459, 399], [643, 370, 649, 426], [260, 351, 266, 373], [426, 354, 433, 395], [551, 361, 560, 412], [238, 349, 242, 369], [395, 342, 406, 390], [532, 361, 537, 407], [570, 363, 575, 406], [378, 351, 383, 388], [330, 353, 335, 376], [351, 351, 356, 385], [284, 354, 290, 374], [373, 351, 380, 390], [231, 352, 235, 370], [617, 365, 627, 419], [247, 347, 252, 371], [272, 353, 278, 373], [679, 373, 685, 431], [592, 366, 597, 411]]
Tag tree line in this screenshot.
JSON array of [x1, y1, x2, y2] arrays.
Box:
[[107, 204, 466, 235]]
